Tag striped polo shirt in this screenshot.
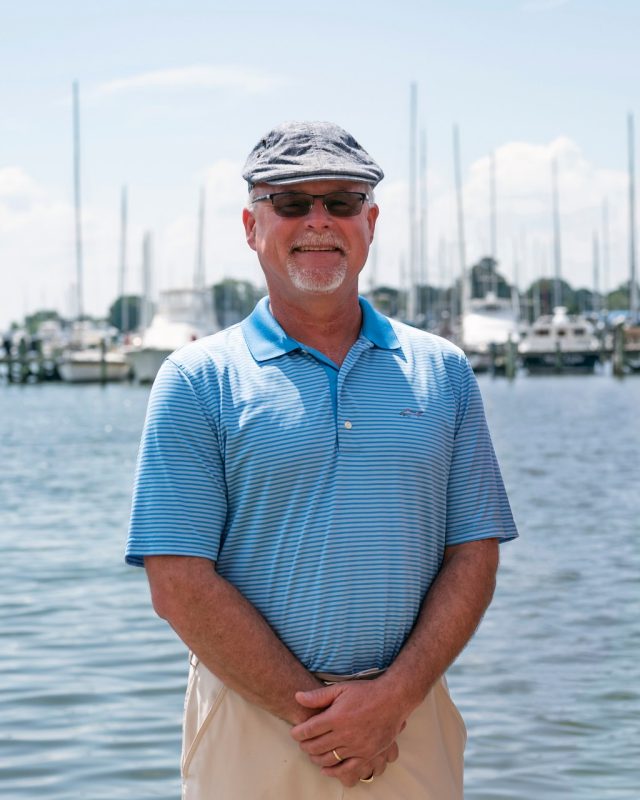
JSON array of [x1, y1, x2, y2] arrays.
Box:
[[126, 296, 517, 674]]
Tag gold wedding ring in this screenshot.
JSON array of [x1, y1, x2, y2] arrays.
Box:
[[332, 749, 343, 763], [359, 774, 375, 783]]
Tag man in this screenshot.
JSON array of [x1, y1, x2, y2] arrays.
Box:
[[126, 121, 518, 799]]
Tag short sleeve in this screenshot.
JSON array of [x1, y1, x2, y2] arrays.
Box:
[[445, 355, 518, 546], [125, 358, 227, 567]]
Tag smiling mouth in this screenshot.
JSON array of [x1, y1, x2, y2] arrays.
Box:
[[293, 247, 342, 253], [292, 245, 344, 253]]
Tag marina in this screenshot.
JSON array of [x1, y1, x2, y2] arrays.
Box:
[[1, 376, 638, 799], [3, 5, 640, 799]]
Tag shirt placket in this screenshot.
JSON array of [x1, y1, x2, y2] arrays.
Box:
[[336, 339, 372, 453]]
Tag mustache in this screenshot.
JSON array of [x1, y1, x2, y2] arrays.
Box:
[[290, 234, 348, 253]]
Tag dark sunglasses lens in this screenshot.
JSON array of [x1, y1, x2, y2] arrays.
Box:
[[271, 194, 313, 217], [324, 192, 365, 217]]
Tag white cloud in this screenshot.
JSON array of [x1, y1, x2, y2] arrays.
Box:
[[0, 139, 633, 330], [96, 65, 286, 96], [373, 137, 631, 294]]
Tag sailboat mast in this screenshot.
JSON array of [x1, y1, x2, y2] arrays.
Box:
[[628, 113, 638, 317], [72, 81, 84, 319], [419, 127, 428, 323], [118, 186, 128, 332], [490, 150, 498, 293], [408, 82, 418, 322], [453, 123, 468, 323], [592, 231, 600, 313], [551, 157, 562, 309], [195, 186, 206, 291], [602, 198, 610, 311], [141, 232, 152, 331]]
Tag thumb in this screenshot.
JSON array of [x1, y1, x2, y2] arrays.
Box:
[[295, 683, 341, 709]]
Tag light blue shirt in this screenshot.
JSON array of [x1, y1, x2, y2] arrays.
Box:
[[126, 297, 517, 673]]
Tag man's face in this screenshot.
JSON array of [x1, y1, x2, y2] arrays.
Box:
[[242, 179, 379, 304]]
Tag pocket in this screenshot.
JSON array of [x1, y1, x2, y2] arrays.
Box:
[[181, 654, 228, 777]]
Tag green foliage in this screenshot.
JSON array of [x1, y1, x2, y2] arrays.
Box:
[[109, 295, 142, 332], [606, 282, 631, 310], [470, 257, 511, 299], [24, 310, 63, 336], [212, 279, 264, 326]]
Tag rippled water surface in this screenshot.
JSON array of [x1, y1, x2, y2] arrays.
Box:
[[1, 375, 638, 799]]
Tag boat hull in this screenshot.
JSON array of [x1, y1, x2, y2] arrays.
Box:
[[58, 356, 131, 383], [126, 348, 171, 383], [521, 352, 600, 374]]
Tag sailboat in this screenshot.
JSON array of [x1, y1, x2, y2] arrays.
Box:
[[460, 154, 520, 372], [58, 82, 131, 383], [126, 188, 219, 383], [518, 157, 600, 373], [462, 290, 520, 372]]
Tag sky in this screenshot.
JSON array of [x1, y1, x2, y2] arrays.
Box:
[[1, 0, 639, 328]]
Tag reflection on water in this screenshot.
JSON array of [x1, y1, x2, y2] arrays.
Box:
[[1, 376, 638, 799]]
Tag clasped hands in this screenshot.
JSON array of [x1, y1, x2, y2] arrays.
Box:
[[289, 679, 407, 788]]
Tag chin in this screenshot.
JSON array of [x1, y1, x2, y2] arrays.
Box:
[[287, 265, 348, 294]]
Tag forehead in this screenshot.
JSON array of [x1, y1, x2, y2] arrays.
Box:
[[252, 179, 370, 196]]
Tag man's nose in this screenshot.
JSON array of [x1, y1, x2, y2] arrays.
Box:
[[304, 197, 332, 226]]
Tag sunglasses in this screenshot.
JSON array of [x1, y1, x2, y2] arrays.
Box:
[[251, 191, 369, 218]]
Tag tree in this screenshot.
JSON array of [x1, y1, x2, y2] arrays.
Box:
[[212, 279, 264, 327], [522, 278, 575, 316], [24, 310, 63, 336], [469, 257, 512, 299], [109, 295, 142, 333], [606, 280, 639, 311]]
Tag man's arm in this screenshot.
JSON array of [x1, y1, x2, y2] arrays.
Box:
[[290, 538, 499, 770], [145, 554, 399, 785], [145, 554, 323, 724]]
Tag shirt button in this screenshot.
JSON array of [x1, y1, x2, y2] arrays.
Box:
[[344, 420, 352, 430]]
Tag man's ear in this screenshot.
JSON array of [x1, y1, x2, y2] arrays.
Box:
[[367, 203, 379, 243], [242, 207, 257, 251]]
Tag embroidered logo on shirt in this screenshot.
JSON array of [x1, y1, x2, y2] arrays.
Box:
[[399, 408, 425, 417]]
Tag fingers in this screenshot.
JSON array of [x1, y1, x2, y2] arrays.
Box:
[[308, 750, 346, 769], [386, 741, 399, 763], [311, 742, 400, 787], [319, 757, 376, 788], [290, 713, 334, 743], [294, 683, 342, 710], [296, 731, 341, 756]]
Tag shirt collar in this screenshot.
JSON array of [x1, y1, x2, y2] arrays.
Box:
[[241, 295, 400, 363]]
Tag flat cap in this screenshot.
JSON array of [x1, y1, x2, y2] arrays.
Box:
[[242, 121, 384, 189]]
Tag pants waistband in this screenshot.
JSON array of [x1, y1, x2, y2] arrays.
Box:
[[313, 667, 386, 684]]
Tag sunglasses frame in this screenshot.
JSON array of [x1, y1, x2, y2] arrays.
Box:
[[251, 191, 369, 218]]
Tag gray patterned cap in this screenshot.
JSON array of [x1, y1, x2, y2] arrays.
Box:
[[242, 121, 384, 189]]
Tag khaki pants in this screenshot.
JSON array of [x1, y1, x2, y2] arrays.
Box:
[[181, 656, 466, 799]]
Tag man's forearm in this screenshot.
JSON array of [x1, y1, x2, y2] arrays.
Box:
[[290, 537, 499, 763], [380, 538, 499, 717], [145, 555, 323, 724]]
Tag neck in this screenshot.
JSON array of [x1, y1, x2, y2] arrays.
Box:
[[268, 292, 362, 366]]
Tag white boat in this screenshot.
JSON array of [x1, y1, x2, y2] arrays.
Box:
[[58, 348, 131, 382], [57, 320, 132, 383], [461, 292, 520, 372], [519, 306, 600, 373], [127, 288, 219, 383]]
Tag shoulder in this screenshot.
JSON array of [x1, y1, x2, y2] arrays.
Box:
[[389, 319, 470, 372], [163, 323, 247, 386]]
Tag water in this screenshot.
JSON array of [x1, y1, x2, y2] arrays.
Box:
[[1, 375, 638, 799]]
